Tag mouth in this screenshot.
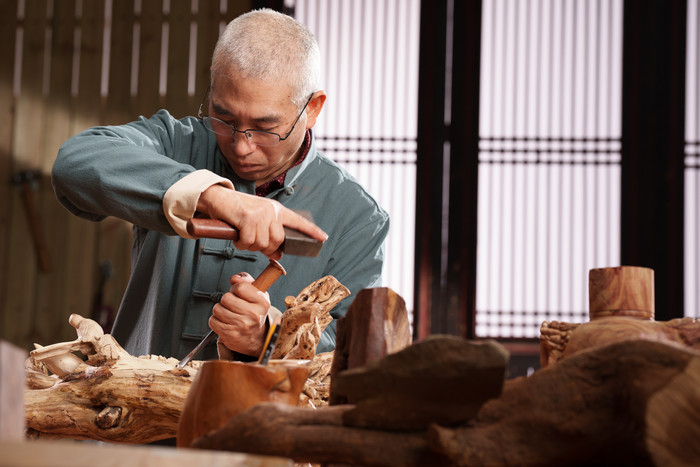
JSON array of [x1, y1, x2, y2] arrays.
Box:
[[225, 153, 257, 168], [228, 159, 264, 180], [233, 161, 259, 172]]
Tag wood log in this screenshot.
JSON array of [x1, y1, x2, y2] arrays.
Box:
[[429, 340, 700, 466], [192, 335, 508, 464], [192, 403, 446, 467], [25, 314, 200, 444], [332, 336, 508, 430], [190, 340, 700, 467]]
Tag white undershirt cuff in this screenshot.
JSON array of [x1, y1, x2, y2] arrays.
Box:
[[163, 169, 234, 238]]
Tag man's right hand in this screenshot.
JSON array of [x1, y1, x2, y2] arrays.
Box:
[[196, 184, 327, 259]]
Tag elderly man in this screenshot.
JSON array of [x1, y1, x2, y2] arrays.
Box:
[[52, 9, 389, 361]]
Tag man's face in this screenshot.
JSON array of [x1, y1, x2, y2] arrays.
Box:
[[209, 74, 309, 186]]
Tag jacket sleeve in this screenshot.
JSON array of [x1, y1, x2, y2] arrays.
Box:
[[51, 110, 216, 234]]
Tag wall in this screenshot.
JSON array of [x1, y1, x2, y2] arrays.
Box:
[[0, 0, 250, 352]]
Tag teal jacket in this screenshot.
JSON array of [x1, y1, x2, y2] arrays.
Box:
[[52, 110, 389, 360]]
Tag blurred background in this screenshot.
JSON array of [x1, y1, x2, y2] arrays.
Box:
[[0, 0, 698, 378]]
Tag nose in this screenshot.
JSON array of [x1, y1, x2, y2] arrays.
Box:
[[230, 131, 256, 154]]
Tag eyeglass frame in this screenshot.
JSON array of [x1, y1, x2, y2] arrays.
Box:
[[197, 86, 314, 147]]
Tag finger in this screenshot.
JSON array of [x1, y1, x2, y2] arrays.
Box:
[[278, 207, 328, 242], [232, 197, 278, 252], [229, 272, 254, 286], [211, 297, 267, 346], [229, 282, 271, 305], [233, 222, 257, 252], [209, 313, 265, 356], [214, 294, 265, 327], [260, 219, 286, 257], [268, 249, 283, 261], [208, 313, 246, 343], [214, 295, 246, 323]]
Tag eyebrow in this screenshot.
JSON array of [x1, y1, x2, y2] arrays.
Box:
[[211, 99, 284, 126]]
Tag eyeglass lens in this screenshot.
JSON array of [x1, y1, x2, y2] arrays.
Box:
[[203, 117, 280, 146]]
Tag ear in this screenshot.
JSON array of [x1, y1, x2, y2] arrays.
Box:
[[304, 91, 327, 129]]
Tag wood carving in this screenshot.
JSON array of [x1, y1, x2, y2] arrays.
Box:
[[541, 316, 700, 366], [274, 275, 350, 361], [192, 335, 508, 464], [178, 286, 412, 448], [191, 339, 700, 467], [24, 275, 350, 442], [541, 266, 700, 366], [299, 351, 333, 408], [176, 360, 310, 448], [25, 314, 200, 444], [273, 275, 350, 408]]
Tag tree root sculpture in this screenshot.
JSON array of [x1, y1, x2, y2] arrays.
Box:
[[24, 275, 350, 442], [25, 314, 199, 443]]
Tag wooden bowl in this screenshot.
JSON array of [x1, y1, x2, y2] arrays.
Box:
[[176, 360, 309, 447]]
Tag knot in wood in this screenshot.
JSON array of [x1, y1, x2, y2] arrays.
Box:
[[95, 406, 122, 429]]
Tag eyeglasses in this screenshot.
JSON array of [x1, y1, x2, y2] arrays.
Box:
[[198, 87, 313, 147]]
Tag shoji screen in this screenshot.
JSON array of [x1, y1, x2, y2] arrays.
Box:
[[477, 0, 624, 338], [292, 0, 421, 317]]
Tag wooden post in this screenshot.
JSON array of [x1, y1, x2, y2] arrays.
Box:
[[588, 266, 655, 320], [0, 340, 26, 441]]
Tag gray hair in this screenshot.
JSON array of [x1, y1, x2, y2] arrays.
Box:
[[211, 9, 320, 110]]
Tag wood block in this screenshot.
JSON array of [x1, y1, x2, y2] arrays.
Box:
[[329, 288, 412, 405], [0, 340, 27, 441]]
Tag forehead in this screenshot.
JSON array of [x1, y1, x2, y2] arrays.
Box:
[[210, 74, 295, 116]]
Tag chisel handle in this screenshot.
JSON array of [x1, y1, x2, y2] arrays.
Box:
[[251, 259, 287, 292]]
